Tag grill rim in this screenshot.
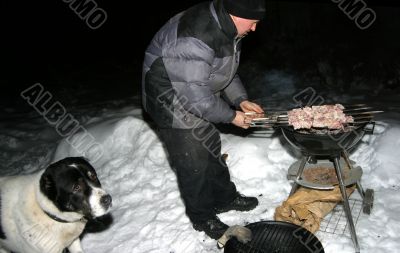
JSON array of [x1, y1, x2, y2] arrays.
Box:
[[279, 121, 374, 156], [224, 220, 325, 253]]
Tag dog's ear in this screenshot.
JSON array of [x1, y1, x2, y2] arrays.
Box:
[[39, 164, 57, 202]]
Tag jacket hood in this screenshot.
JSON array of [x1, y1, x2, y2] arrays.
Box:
[[213, 0, 237, 39]]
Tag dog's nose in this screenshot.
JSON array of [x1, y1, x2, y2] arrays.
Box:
[[100, 194, 112, 208]]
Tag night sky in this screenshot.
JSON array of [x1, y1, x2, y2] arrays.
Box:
[[3, 0, 198, 80], [2, 0, 399, 109], [3, 0, 203, 105]]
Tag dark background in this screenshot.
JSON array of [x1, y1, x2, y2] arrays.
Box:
[[2, 0, 400, 111]]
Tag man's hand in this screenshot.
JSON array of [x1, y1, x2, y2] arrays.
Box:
[[232, 111, 249, 129], [239, 100, 264, 114], [232, 101, 264, 129]]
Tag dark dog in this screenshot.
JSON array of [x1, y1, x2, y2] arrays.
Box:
[[0, 157, 112, 253]]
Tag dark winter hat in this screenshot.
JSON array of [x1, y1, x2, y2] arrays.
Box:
[[223, 0, 266, 20]]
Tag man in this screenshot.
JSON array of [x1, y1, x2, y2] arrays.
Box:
[[142, 0, 266, 240]]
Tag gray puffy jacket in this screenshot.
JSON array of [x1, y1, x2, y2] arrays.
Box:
[[142, 0, 248, 129]]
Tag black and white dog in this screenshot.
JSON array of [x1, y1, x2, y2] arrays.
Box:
[[0, 157, 112, 253]]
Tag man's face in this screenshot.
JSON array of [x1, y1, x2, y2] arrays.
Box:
[[231, 15, 260, 37]]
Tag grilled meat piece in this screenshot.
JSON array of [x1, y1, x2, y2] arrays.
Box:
[[288, 104, 354, 130]]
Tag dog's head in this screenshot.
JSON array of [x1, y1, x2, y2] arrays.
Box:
[[39, 157, 112, 219]]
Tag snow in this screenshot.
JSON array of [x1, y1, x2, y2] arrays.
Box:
[[1, 84, 400, 253]]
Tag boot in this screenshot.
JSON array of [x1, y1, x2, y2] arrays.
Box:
[[215, 193, 258, 214], [193, 216, 229, 240]]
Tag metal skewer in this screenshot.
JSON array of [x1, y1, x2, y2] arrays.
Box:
[[343, 107, 373, 112], [346, 121, 372, 124], [346, 110, 384, 116], [342, 103, 368, 108]]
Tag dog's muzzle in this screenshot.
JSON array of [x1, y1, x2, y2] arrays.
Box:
[[100, 194, 112, 209]]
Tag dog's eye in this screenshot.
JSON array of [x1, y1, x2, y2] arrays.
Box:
[[72, 184, 82, 193]]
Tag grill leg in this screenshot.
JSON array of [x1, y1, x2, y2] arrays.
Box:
[[343, 151, 365, 199], [289, 156, 310, 196], [334, 157, 360, 253]]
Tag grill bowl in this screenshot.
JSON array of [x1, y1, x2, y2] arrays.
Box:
[[280, 122, 374, 156], [224, 221, 324, 253]]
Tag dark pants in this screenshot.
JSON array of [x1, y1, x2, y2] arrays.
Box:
[[159, 125, 237, 223]]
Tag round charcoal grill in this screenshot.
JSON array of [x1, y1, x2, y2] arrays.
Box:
[[248, 106, 380, 253], [224, 221, 324, 253]]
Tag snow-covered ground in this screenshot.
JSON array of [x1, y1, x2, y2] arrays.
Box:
[[0, 79, 399, 253]]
